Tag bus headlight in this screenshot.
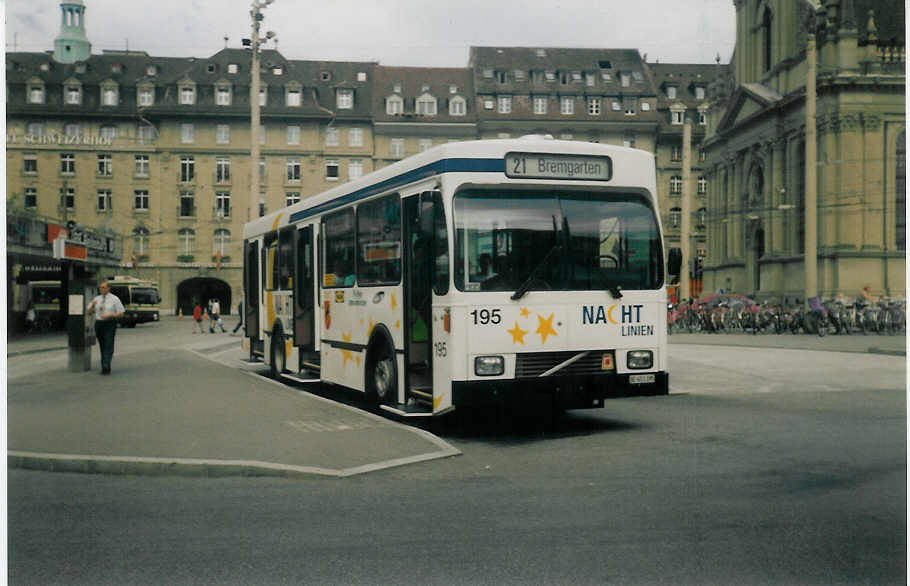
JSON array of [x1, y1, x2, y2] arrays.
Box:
[[474, 355, 504, 376], [627, 350, 653, 370]]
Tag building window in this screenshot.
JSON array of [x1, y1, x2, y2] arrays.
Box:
[[179, 191, 195, 217], [325, 126, 340, 146], [60, 186, 75, 210], [180, 86, 195, 105], [697, 176, 707, 195], [228, 63, 238, 74], [96, 189, 112, 211], [180, 123, 194, 144], [483, 98, 495, 110], [418, 139, 433, 153], [760, 6, 773, 73], [216, 124, 230, 144], [100, 85, 118, 106], [259, 157, 266, 184], [134, 189, 149, 210], [66, 85, 82, 105], [623, 97, 636, 115], [586, 73, 595, 87], [28, 84, 45, 104], [97, 153, 113, 176], [260, 125, 266, 145], [697, 208, 707, 225], [695, 86, 705, 100], [390, 138, 404, 158], [138, 86, 154, 106], [213, 229, 231, 255], [348, 127, 363, 147], [180, 156, 195, 182], [216, 86, 231, 106], [620, 73, 631, 87], [641, 101, 651, 112], [215, 156, 231, 183], [386, 95, 403, 115], [669, 207, 681, 227], [259, 88, 267, 106], [498, 95, 512, 114], [533, 96, 548, 114], [64, 123, 81, 137], [133, 227, 150, 255], [416, 94, 437, 116], [623, 133, 636, 148], [560, 96, 574, 115], [587, 97, 601, 115], [672, 145, 682, 161], [449, 96, 466, 116], [23, 154, 37, 174], [24, 187, 37, 208], [666, 86, 677, 99], [670, 175, 683, 194], [348, 159, 363, 180], [26, 122, 43, 136], [178, 228, 196, 255], [286, 125, 301, 145], [146, 65, 157, 76], [897, 130, 906, 251], [286, 158, 301, 182], [100, 125, 117, 140], [325, 159, 339, 180], [60, 153, 75, 175], [336, 89, 354, 109], [286, 87, 302, 107], [259, 191, 266, 217], [671, 110, 684, 125], [215, 192, 230, 218], [286, 192, 301, 207], [138, 124, 155, 144]]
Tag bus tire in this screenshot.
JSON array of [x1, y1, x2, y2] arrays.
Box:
[[367, 340, 397, 406], [270, 328, 286, 379]]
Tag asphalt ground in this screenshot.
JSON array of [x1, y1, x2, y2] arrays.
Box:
[[5, 315, 905, 479]]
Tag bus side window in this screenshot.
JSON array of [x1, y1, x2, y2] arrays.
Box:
[[429, 191, 449, 295], [323, 209, 355, 287], [265, 233, 278, 290], [278, 228, 294, 289]]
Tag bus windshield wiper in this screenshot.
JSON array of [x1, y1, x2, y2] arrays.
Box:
[[511, 243, 562, 301], [605, 283, 623, 299]]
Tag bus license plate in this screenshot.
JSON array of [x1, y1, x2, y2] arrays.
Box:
[[629, 374, 655, 385]]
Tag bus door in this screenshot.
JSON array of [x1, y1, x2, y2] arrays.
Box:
[[293, 225, 316, 351], [403, 192, 437, 393], [244, 239, 261, 345]]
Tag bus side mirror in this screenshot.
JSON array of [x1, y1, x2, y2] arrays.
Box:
[[667, 247, 682, 277]]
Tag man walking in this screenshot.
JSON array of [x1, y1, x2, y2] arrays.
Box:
[[86, 280, 125, 375], [231, 300, 244, 336]]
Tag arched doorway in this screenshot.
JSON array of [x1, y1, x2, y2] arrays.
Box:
[[745, 221, 765, 294], [176, 277, 232, 317]]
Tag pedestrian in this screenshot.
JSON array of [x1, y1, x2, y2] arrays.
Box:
[[192, 302, 204, 334], [210, 299, 226, 332], [231, 300, 244, 335], [24, 301, 36, 333], [85, 280, 125, 375]]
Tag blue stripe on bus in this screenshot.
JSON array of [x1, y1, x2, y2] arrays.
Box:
[[289, 157, 505, 223]]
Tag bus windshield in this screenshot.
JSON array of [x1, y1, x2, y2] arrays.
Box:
[[131, 287, 159, 305], [454, 188, 663, 294]]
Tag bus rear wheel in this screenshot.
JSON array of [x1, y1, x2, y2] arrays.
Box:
[[270, 330, 286, 379], [369, 344, 397, 405]]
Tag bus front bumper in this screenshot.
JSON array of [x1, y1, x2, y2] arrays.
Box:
[[452, 372, 668, 410]]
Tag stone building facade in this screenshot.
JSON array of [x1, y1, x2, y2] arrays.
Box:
[[6, 0, 725, 315], [701, 0, 905, 301]]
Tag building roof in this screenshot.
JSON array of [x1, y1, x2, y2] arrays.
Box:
[[373, 66, 475, 123]]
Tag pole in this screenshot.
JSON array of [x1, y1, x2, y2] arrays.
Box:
[[805, 32, 818, 308], [249, 3, 262, 223], [679, 118, 693, 300]]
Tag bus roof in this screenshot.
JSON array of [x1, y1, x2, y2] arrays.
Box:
[[244, 136, 655, 240]]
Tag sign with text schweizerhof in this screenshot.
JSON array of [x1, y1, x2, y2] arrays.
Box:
[[505, 152, 612, 181]]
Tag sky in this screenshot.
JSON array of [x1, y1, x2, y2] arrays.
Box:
[[4, 0, 736, 66]]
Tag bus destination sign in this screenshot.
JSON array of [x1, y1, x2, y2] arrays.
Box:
[[505, 152, 612, 181]]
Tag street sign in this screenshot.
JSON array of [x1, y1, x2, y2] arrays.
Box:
[[53, 238, 87, 261]]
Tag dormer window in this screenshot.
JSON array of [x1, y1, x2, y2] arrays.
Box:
[[666, 86, 677, 99], [27, 80, 45, 104], [449, 95, 466, 116], [514, 70, 525, 81], [670, 105, 686, 125], [40, 62, 50, 72], [137, 85, 154, 107], [620, 73, 631, 87], [101, 81, 119, 106], [285, 85, 301, 107], [357, 72, 367, 82], [206, 64, 216, 73], [272, 66, 283, 75], [695, 86, 705, 100], [111, 63, 123, 73], [416, 93, 437, 116], [336, 88, 354, 109], [495, 70, 507, 83], [386, 95, 403, 115], [320, 71, 331, 82], [216, 84, 232, 106], [179, 83, 196, 105], [228, 63, 238, 74], [146, 65, 157, 76], [65, 83, 82, 105], [393, 82, 402, 93], [75, 63, 86, 74], [449, 85, 458, 94]]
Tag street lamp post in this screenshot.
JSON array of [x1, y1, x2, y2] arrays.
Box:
[[247, 0, 276, 223]]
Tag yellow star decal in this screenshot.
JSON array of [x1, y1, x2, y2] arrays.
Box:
[[341, 332, 354, 368], [520, 307, 530, 319], [507, 321, 528, 345], [535, 313, 558, 345], [355, 356, 361, 367], [390, 294, 398, 309], [367, 318, 375, 336], [395, 319, 401, 329]]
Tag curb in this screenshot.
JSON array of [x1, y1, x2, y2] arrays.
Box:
[[8, 445, 461, 479], [7, 345, 69, 358], [867, 347, 907, 357]]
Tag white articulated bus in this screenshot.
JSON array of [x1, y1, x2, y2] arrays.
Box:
[[243, 137, 679, 417]]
